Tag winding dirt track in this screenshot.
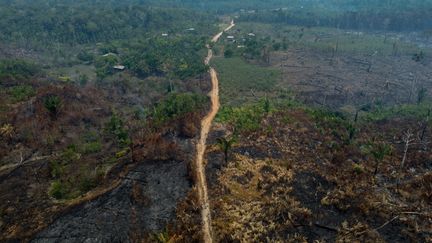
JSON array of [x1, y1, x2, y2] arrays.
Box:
[[196, 20, 235, 243]]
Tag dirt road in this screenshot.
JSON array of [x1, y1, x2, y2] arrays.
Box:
[[196, 20, 234, 243]]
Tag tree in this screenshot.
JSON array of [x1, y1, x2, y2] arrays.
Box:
[[417, 87, 428, 104], [43, 95, 62, 119], [263, 97, 271, 113], [400, 130, 414, 169], [224, 49, 234, 58], [216, 136, 236, 163], [371, 142, 392, 175]]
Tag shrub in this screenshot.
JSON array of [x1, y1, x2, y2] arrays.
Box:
[[49, 160, 64, 178], [78, 175, 97, 193], [106, 112, 130, 147], [82, 141, 102, 154], [43, 95, 62, 119], [224, 49, 234, 58], [49, 180, 66, 199], [77, 51, 94, 63], [79, 74, 89, 86]]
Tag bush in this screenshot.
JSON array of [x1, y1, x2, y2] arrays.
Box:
[[79, 74, 89, 86], [77, 51, 94, 63], [106, 112, 130, 147], [49, 180, 66, 199], [49, 160, 64, 179], [82, 141, 102, 154], [43, 95, 62, 118], [224, 49, 234, 58], [78, 176, 97, 193]]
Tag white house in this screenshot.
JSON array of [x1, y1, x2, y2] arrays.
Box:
[[113, 65, 125, 71]]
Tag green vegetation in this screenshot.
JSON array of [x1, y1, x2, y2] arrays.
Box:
[[48, 172, 100, 200], [363, 103, 432, 122], [48, 157, 103, 200], [370, 142, 393, 175], [0, 59, 40, 80], [151, 93, 209, 124], [43, 95, 62, 119], [216, 136, 236, 163], [212, 57, 280, 105], [95, 55, 118, 80], [232, 22, 426, 56], [237, 1, 432, 32], [106, 112, 130, 147], [9, 85, 35, 103], [124, 36, 209, 80], [48, 180, 66, 200], [217, 102, 266, 133], [0, 2, 214, 46]]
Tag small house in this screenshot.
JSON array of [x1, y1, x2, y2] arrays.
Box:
[[161, 33, 169, 37], [103, 52, 117, 57], [113, 65, 125, 71]]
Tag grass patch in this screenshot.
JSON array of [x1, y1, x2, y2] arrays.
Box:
[[362, 103, 432, 122], [9, 85, 35, 103], [211, 57, 280, 106]]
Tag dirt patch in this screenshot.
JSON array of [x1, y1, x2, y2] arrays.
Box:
[[272, 49, 432, 109]]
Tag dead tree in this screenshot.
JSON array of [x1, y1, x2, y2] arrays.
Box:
[[420, 108, 431, 142], [400, 130, 414, 169]]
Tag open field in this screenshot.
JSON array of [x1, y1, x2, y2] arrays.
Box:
[[216, 22, 432, 111], [211, 57, 280, 106]]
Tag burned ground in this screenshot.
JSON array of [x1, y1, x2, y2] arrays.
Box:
[[203, 108, 432, 242]]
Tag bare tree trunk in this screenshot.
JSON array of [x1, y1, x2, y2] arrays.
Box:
[[401, 130, 414, 168], [420, 108, 431, 141]]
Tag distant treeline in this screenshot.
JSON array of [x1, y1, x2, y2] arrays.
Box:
[[238, 8, 432, 32], [137, 0, 432, 32], [0, 1, 215, 45]]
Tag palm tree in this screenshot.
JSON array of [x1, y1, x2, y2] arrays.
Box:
[[216, 136, 236, 163]]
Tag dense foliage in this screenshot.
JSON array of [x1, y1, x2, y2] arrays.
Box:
[[151, 93, 209, 123], [0, 59, 41, 80], [0, 1, 215, 46], [123, 36, 209, 79], [238, 8, 432, 31]]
